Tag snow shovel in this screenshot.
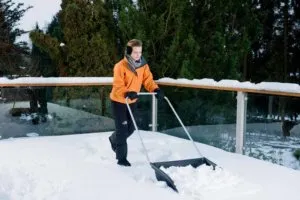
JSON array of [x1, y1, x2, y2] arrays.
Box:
[[125, 93, 217, 192]]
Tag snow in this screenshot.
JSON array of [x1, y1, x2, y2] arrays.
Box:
[[0, 77, 299, 95], [0, 77, 113, 85], [290, 72, 300, 77], [157, 78, 300, 94], [0, 131, 299, 200], [26, 132, 39, 137], [161, 165, 260, 200], [245, 136, 300, 170]]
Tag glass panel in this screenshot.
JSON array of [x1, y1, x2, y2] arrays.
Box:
[[156, 86, 237, 152], [2, 84, 299, 169], [246, 94, 300, 169], [0, 86, 114, 139]]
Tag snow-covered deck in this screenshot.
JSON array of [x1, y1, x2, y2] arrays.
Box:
[[0, 131, 299, 200]]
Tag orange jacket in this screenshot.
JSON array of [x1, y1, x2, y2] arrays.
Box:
[[110, 57, 158, 104]]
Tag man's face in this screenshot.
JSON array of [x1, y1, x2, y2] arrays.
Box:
[[130, 46, 142, 61]]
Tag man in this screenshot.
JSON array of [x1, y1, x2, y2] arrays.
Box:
[[109, 39, 164, 166]]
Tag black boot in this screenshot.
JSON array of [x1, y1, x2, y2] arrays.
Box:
[[31, 113, 39, 125], [117, 159, 131, 167]]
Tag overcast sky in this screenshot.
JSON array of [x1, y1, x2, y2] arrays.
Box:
[[14, 0, 61, 43]]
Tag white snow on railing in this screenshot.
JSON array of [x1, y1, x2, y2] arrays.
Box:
[[157, 78, 300, 94], [0, 77, 113, 85], [0, 77, 299, 95]]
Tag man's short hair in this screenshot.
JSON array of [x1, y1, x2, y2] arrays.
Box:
[[127, 39, 143, 48]]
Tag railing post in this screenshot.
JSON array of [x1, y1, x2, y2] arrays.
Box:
[[151, 94, 158, 132], [236, 91, 247, 154]]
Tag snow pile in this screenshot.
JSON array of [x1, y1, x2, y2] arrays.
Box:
[[20, 113, 52, 122], [26, 132, 39, 137], [161, 165, 260, 200]]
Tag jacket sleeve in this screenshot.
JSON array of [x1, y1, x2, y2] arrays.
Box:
[[113, 64, 127, 97], [142, 65, 159, 92]]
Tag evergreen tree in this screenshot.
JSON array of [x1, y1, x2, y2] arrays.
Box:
[[29, 16, 64, 77], [46, 15, 64, 42], [30, 0, 116, 77], [30, 26, 64, 75], [250, 0, 299, 83], [115, 0, 200, 79], [290, 0, 300, 84], [247, 0, 275, 82], [265, 0, 293, 82], [30, 24, 56, 77], [115, 0, 260, 81], [0, 0, 31, 76]]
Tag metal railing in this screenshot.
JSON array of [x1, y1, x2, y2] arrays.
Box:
[[1, 77, 299, 154]]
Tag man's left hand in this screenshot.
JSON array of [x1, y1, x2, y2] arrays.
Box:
[[154, 88, 164, 100]]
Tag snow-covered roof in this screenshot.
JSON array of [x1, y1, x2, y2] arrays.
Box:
[[0, 131, 299, 200]]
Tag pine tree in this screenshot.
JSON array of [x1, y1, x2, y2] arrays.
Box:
[[268, 0, 300, 127], [247, 0, 275, 82], [0, 0, 32, 76], [289, 0, 300, 84], [30, 0, 116, 77], [30, 0, 117, 116], [30, 26, 64, 75], [30, 24, 56, 77], [115, 0, 260, 81], [115, 0, 200, 79], [253, 0, 299, 83]]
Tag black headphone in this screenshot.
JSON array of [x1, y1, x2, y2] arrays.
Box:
[[126, 46, 132, 55]]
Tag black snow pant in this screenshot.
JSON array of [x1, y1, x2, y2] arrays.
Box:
[[110, 100, 137, 161], [28, 88, 48, 115]]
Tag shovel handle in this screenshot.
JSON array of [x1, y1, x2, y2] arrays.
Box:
[[163, 96, 203, 158], [125, 97, 151, 163], [126, 93, 204, 162], [137, 92, 156, 95]]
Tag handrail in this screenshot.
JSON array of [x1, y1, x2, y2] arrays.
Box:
[[156, 78, 300, 97], [0, 77, 299, 97], [0, 77, 113, 87], [1, 76, 298, 154], [157, 82, 300, 97]]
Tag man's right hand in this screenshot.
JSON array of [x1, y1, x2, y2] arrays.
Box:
[[125, 91, 138, 100]]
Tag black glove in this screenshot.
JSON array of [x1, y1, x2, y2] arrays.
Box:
[[154, 88, 164, 100], [125, 91, 138, 100]]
